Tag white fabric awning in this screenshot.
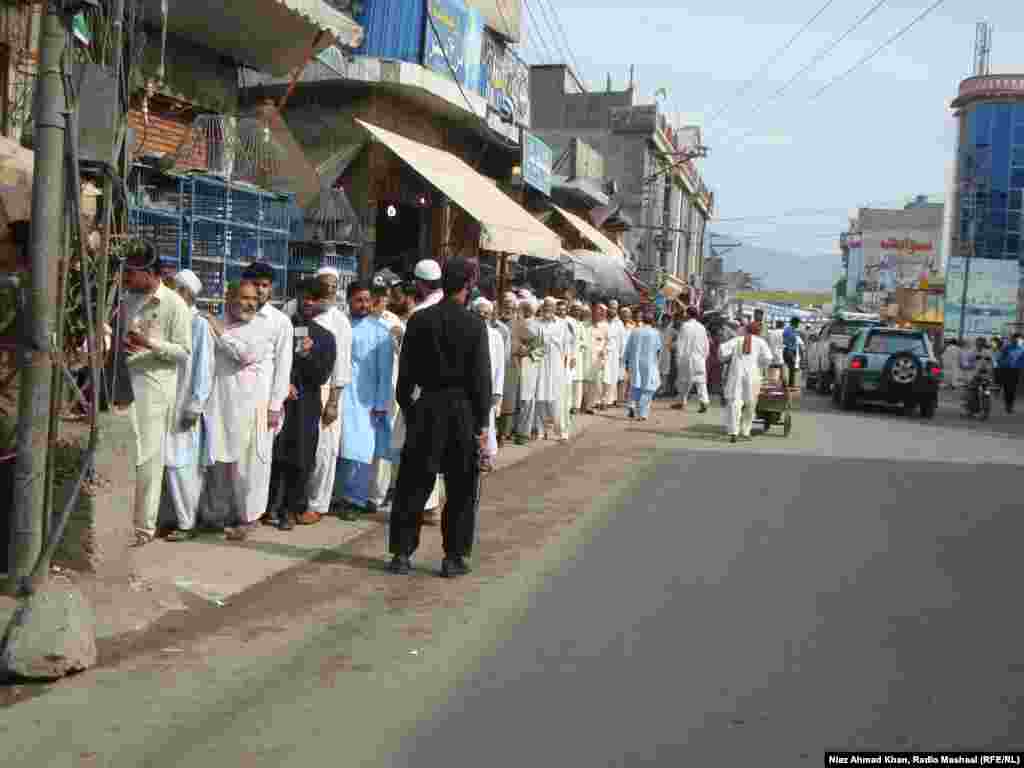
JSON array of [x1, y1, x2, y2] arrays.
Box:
[[144, 0, 363, 77], [356, 119, 561, 261], [551, 204, 625, 261]]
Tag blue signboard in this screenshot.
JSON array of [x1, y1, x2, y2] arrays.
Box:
[[522, 131, 552, 197], [424, 0, 466, 82]]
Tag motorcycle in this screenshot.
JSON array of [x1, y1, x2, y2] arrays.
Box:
[[963, 372, 993, 421]]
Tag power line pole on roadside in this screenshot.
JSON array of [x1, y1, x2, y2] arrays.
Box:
[[10, 1, 67, 585]]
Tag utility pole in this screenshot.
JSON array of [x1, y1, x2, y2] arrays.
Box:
[[958, 218, 976, 341], [11, 1, 67, 584]]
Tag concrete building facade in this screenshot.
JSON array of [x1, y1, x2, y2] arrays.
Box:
[[528, 64, 713, 289]]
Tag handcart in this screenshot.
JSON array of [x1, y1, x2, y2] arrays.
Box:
[[755, 378, 799, 437]]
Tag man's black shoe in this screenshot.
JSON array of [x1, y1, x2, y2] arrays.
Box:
[[698, 404, 708, 414], [278, 516, 294, 531], [388, 555, 412, 574], [441, 557, 471, 578]]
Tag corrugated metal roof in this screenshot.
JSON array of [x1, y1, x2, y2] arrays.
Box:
[[356, 0, 424, 64]]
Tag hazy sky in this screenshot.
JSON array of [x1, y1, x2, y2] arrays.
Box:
[[520, 0, 1023, 289]]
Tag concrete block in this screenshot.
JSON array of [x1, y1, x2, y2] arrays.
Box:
[[0, 582, 97, 680]]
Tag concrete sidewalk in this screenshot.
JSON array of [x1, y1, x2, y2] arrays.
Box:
[[1, 413, 598, 642]]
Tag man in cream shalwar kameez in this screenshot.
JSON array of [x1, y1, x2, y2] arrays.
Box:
[[719, 322, 773, 442], [306, 269, 352, 518], [202, 282, 272, 536], [162, 270, 214, 540], [472, 298, 506, 467], [121, 245, 193, 545], [536, 297, 568, 442], [514, 297, 542, 442], [240, 262, 293, 530], [555, 300, 577, 438], [571, 301, 588, 413], [587, 304, 610, 412]]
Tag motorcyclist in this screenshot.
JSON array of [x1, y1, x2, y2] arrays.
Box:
[[965, 338, 994, 416]]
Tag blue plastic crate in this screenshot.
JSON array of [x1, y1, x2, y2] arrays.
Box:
[[228, 224, 259, 265], [191, 261, 225, 299], [188, 219, 229, 263], [231, 186, 262, 228], [189, 177, 230, 220], [129, 208, 182, 265], [258, 234, 289, 267], [261, 194, 294, 233]]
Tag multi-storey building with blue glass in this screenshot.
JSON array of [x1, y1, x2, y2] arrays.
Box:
[[947, 74, 1024, 339]]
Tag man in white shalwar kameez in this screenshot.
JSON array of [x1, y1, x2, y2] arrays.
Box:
[[673, 306, 711, 413], [121, 243, 193, 546], [370, 280, 403, 510], [201, 281, 271, 537], [162, 270, 214, 540], [305, 269, 351, 518], [718, 322, 773, 443], [536, 297, 568, 442], [555, 299, 577, 438], [514, 297, 542, 442], [472, 298, 506, 469], [605, 300, 625, 406], [239, 262, 293, 533], [571, 301, 589, 413]]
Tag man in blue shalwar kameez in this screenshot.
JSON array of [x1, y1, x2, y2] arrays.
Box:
[[334, 279, 393, 519], [623, 308, 663, 421]]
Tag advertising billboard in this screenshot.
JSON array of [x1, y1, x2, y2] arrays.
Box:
[[423, 0, 483, 91], [877, 237, 935, 293], [944, 257, 1020, 339], [479, 30, 530, 127]]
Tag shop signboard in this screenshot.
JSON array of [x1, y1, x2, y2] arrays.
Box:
[[944, 256, 1019, 339], [423, 0, 483, 91], [522, 131, 552, 196], [479, 30, 530, 127], [877, 236, 935, 292]]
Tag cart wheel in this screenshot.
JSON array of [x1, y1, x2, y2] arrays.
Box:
[[783, 412, 793, 437]]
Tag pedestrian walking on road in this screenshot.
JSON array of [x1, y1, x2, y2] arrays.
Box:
[[120, 241, 193, 546], [672, 306, 710, 413], [623, 309, 662, 421], [997, 333, 1024, 414], [719, 321, 772, 443], [387, 258, 492, 577]]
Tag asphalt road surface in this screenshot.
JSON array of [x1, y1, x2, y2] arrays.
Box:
[[4, 393, 1024, 766]]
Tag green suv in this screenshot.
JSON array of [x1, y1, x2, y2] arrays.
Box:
[[832, 328, 941, 418]]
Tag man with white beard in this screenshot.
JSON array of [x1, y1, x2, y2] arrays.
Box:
[[536, 297, 568, 442], [513, 296, 542, 443], [162, 270, 214, 541], [497, 293, 519, 443], [202, 281, 272, 538], [121, 242, 193, 546], [241, 262, 293, 533], [555, 299, 577, 438]]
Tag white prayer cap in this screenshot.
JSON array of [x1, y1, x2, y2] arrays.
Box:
[[414, 259, 442, 281], [543, 296, 557, 306], [174, 269, 202, 297], [316, 266, 340, 279], [608, 299, 620, 307]]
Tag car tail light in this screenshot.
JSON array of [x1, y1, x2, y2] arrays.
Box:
[[929, 365, 942, 377], [850, 356, 867, 370]]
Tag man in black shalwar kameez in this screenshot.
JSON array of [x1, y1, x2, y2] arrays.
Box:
[[268, 280, 337, 530], [388, 259, 492, 577]]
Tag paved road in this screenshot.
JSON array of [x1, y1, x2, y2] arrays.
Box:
[[3, 395, 1024, 765]]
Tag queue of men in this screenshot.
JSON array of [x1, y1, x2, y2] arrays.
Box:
[[117, 237, 732, 572]]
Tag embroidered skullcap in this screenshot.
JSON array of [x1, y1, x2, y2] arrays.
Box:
[[316, 267, 340, 279], [414, 259, 442, 281], [173, 269, 202, 297]]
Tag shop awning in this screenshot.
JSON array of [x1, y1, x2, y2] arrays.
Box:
[[357, 120, 561, 261], [143, 0, 363, 77], [551, 204, 625, 261], [567, 250, 640, 303]]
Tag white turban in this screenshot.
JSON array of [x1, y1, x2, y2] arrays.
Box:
[[174, 269, 202, 298], [316, 267, 339, 279]]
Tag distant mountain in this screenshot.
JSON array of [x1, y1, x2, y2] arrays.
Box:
[[718, 243, 841, 292]]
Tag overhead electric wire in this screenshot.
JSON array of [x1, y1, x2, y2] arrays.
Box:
[[720, 0, 890, 145], [522, 0, 558, 63], [535, 0, 587, 87], [707, 0, 840, 125], [810, 0, 947, 99]]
